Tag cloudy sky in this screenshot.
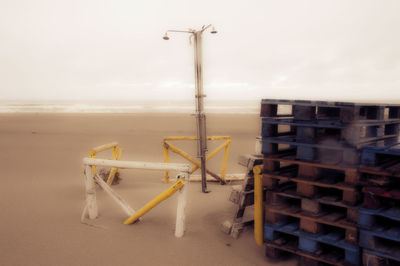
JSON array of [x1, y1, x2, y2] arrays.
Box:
[[1, 0, 399, 102]]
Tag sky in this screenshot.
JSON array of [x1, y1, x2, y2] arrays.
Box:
[[0, 0, 399, 103]]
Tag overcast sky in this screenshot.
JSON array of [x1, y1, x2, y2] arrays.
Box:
[[1, 0, 399, 102]]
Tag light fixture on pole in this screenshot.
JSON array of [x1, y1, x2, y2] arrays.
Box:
[[163, 25, 217, 193]]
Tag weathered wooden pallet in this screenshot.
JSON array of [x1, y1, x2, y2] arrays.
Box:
[[361, 186, 400, 209], [264, 202, 358, 245], [264, 153, 360, 185], [360, 229, 400, 263], [264, 222, 360, 265], [262, 135, 359, 163], [221, 154, 263, 238], [263, 160, 361, 205], [260, 99, 400, 123], [362, 248, 400, 266], [262, 135, 398, 164], [361, 144, 400, 175], [358, 206, 400, 230], [360, 163, 400, 178], [263, 151, 360, 178], [267, 189, 359, 224], [265, 239, 360, 266], [261, 118, 400, 146]]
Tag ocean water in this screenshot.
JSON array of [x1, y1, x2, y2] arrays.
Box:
[[0, 101, 260, 114]]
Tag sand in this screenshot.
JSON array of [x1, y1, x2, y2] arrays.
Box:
[[0, 113, 295, 266]]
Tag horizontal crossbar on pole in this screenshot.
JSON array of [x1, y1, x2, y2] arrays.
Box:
[[83, 158, 190, 172], [164, 136, 230, 141], [90, 142, 119, 154]]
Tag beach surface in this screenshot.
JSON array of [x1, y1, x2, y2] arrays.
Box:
[[0, 113, 295, 266]]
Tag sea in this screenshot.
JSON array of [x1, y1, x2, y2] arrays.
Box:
[[0, 100, 260, 114]]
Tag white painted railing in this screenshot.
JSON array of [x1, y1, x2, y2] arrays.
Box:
[[82, 157, 190, 238]]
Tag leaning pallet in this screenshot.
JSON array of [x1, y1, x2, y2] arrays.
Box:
[[221, 154, 263, 238]]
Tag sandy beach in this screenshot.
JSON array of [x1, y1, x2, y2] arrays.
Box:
[[0, 113, 296, 266]]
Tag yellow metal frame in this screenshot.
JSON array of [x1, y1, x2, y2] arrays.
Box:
[[89, 142, 123, 185], [123, 179, 186, 225], [253, 165, 264, 246], [162, 136, 231, 184]]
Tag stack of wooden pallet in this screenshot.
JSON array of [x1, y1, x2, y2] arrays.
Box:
[[259, 99, 400, 266], [358, 145, 400, 265]]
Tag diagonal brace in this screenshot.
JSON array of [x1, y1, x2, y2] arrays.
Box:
[[164, 141, 226, 184]]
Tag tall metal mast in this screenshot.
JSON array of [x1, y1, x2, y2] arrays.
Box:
[[163, 25, 217, 193]]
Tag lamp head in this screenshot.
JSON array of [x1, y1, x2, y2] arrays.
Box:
[[163, 32, 169, 40], [210, 27, 217, 34]]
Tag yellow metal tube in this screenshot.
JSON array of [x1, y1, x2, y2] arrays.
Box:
[[220, 139, 231, 180], [165, 141, 200, 166], [90, 154, 97, 174], [166, 140, 225, 183], [164, 136, 230, 141], [253, 165, 264, 246], [163, 136, 230, 184], [106, 168, 118, 186], [207, 140, 229, 160], [164, 136, 197, 141], [163, 145, 170, 183], [91, 142, 119, 154], [112, 146, 117, 160], [206, 136, 230, 140], [116, 147, 122, 174], [189, 140, 229, 173], [123, 179, 186, 225], [106, 147, 123, 185]]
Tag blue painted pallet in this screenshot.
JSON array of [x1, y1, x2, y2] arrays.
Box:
[[360, 230, 400, 262], [262, 118, 400, 146], [361, 143, 400, 167], [358, 207, 400, 231], [260, 99, 400, 122], [363, 248, 400, 265], [261, 136, 360, 163], [264, 222, 360, 265]]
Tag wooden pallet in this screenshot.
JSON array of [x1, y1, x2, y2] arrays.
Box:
[[262, 135, 399, 164], [221, 154, 263, 238], [263, 158, 361, 205], [263, 152, 361, 182], [361, 186, 400, 209], [360, 144, 400, 178], [360, 229, 400, 263], [265, 240, 360, 266], [267, 189, 359, 224], [264, 222, 360, 265], [262, 118, 400, 147], [265, 203, 358, 245], [363, 248, 400, 266], [260, 99, 400, 122]]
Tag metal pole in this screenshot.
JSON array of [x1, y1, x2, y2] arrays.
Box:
[[193, 31, 209, 193]]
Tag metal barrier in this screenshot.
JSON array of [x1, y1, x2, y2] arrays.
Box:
[[162, 136, 231, 184], [89, 142, 122, 185], [82, 157, 191, 238]]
